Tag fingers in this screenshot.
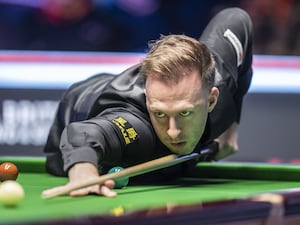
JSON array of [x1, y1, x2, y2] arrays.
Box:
[[69, 180, 117, 197], [101, 180, 117, 197], [42, 185, 71, 198], [66, 163, 117, 197], [99, 185, 117, 198], [69, 186, 92, 196], [42, 180, 117, 198]]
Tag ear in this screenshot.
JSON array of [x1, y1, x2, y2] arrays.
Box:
[[208, 87, 219, 113]]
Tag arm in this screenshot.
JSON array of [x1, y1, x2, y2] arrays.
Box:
[[42, 162, 117, 198], [43, 110, 157, 197], [43, 119, 124, 197], [213, 122, 238, 160]]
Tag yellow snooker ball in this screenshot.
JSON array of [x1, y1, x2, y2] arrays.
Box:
[[110, 206, 125, 216], [0, 180, 24, 207]]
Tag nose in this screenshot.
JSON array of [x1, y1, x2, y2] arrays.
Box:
[[167, 117, 181, 139]]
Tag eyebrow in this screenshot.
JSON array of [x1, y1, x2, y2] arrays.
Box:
[[148, 105, 195, 112]]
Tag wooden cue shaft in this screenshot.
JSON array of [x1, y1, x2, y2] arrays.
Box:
[[42, 152, 200, 199]]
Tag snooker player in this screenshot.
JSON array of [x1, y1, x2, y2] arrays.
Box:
[[43, 7, 253, 197]]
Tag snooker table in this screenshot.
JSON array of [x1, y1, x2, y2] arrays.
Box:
[[1, 157, 300, 225]]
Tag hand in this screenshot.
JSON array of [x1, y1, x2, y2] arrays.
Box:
[[214, 122, 238, 160], [42, 162, 117, 198], [214, 142, 237, 160]]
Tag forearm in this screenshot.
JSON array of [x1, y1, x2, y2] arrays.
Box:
[[59, 119, 121, 173]]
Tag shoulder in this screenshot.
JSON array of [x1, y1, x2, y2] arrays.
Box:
[[110, 64, 143, 90]]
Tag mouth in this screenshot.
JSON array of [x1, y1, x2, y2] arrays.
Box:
[[170, 141, 186, 148]]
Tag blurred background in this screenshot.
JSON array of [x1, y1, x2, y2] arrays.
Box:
[[0, 0, 299, 162], [0, 0, 299, 55]]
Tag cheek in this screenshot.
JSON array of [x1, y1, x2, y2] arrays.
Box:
[[186, 113, 207, 136], [149, 116, 169, 140], [185, 121, 202, 136], [149, 115, 163, 132]]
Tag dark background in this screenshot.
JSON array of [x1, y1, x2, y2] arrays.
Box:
[[0, 0, 299, 55]]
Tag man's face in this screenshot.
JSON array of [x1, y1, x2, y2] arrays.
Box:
[[145, 69, 219, 155]]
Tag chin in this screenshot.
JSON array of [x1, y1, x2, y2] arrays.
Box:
[[170, 147, 193, 155], [181, 149, 194, 155]]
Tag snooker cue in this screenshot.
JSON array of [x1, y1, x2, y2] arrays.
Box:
[[42, 152, 202, 199]]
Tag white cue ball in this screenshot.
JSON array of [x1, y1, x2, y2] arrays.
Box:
[[0, 180, 24, 207]]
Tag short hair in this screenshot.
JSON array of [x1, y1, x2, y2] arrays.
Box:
[[140, 34, 216, 89]]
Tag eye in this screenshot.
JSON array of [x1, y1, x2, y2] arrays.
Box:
[[154, 112, 166, 118], [179, 111, 191, 117]]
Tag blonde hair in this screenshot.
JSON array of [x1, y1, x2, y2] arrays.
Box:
[[140, 34, 215, 89]]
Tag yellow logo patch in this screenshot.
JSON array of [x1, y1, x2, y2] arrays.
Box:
[[112, 117, 138, 145]]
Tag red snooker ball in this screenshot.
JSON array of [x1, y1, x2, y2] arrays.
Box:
[[0, 162, 19, 182]]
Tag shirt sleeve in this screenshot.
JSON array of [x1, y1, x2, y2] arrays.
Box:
[[60, 108, 157, 172]]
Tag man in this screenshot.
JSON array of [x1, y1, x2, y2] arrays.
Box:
[[43, 7, 253, 198]]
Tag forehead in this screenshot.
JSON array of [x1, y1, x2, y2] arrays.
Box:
[[145, 70, 206, 107]]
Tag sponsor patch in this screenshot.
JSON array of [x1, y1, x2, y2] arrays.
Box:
[[224, 29, 243, 66], [112, 117, 139, 145]]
